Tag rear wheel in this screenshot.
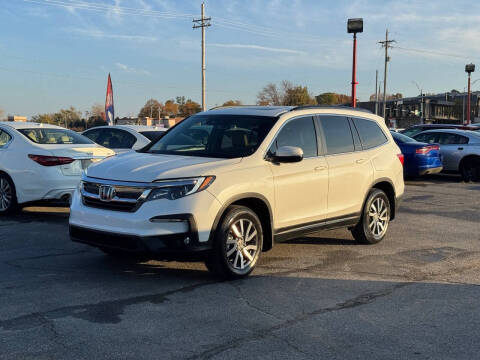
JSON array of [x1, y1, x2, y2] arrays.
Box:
[[205, 205, 263, 279], [460, 157, 480, 182], [0, 174, 18, 215], [352, 189, 390, 244]]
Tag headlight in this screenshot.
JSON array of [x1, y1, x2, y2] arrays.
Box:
[[147, 176, 215, 201]]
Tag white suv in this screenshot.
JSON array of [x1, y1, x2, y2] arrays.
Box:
[[70, 106, 405, 278]]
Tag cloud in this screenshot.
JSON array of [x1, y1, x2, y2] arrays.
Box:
[[70, 28, 157, 42], [210, 43, 306, 55], [115, 63, 150, 75]]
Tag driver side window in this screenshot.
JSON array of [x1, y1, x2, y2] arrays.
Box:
[[269, 117, 318, 158]]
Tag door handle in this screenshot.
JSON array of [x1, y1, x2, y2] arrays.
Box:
[[356, 158, 367, 164], [314, 166, 327, 171], [458, 147, 464, 151]]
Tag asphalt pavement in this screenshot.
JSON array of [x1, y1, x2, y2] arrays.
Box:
[[1, 174, 480, 359]]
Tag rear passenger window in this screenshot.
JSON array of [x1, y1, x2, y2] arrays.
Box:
[[0, 130, 12, 147], [437, 133, 469, 145], [352, 118, 388, 149], [319, 116, 354, 155], [270, 117, 317, 158]]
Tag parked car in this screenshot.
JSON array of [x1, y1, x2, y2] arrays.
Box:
[[390, 131, 443, 177], [0, 122, 114, 214], [401, 124, 479, 138], [413, 129, 480, 181], [82, 125, 167, 153], [70, 106, 405, 279]]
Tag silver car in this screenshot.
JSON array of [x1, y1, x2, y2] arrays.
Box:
[[413, 129, 480, 181]]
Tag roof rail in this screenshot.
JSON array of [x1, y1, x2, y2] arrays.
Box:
[[290, 105, 372, 114]]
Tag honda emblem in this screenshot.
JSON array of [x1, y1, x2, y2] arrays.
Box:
[[98, 185, 116, 201]]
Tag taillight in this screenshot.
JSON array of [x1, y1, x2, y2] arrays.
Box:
[[416, 145, 439, 154], [28, 154, 74, 166], [397, 153, 404, 166]]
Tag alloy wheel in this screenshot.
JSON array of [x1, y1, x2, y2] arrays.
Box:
[[368, 197, 389, 238], [225, 218, 259, 271], [0, 178, 13, 212]]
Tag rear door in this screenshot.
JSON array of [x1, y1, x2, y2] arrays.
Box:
[[268, 116, 328, 230], [436, 133, 469, 171], [317, 115, 374, 219]]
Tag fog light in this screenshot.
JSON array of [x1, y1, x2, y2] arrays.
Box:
[[184, 237, 191, 245]]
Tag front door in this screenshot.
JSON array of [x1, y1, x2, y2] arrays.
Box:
[[268, 116, 328, 230]]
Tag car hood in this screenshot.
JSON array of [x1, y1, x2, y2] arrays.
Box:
[[85, 151, 242, 182], [38, 144, 115, 158]]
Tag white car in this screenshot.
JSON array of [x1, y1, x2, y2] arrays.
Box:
[[70, 106, 404, 279], [0, 122, 114, 214], [82, 125, 167, 153]]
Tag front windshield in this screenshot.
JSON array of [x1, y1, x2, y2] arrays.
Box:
[[19, 128, 94, 145], [146, 114, 277, 158]]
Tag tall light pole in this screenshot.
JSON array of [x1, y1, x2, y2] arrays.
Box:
[[193, 3, 211, 112], [412, 81, 423, 124], [465, 63, 475, 125], [348, 18, 363, 108]]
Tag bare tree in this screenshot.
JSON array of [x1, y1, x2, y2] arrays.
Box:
[[257, 83, 283, 105], [91, 103, 104, 118]]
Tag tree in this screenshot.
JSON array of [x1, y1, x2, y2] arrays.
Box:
[[257, 82, 284, 105], [257, 81, 315, 106], [283, 86, 317, 106], [316, 92, 351, 105], [139, 99, 163, 119], [164, 99, 179, 116], [181, 99, 201, 116], [0, 108, 4, 120], [91, 103, 104, 118], [222, 100, 242, 106], [31, 113, 54, 124]]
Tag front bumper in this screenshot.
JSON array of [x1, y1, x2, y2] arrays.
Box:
[[70, 216, 212, 260]]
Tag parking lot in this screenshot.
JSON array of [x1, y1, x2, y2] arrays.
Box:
[[1, 175, 479, 360]]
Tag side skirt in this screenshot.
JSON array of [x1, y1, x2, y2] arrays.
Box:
[[274, 214, 360, 242]]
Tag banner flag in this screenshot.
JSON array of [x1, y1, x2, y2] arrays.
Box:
[[105, 73, 114, 126]]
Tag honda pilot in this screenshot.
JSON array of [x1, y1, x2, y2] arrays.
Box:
[[70, 106, 405, 278]]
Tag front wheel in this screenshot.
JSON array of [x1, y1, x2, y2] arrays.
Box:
[[205, 205, 263, 279], [352, 189, 390, 244]]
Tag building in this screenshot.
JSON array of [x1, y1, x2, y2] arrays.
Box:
[[7, 115, 27, 122], [358, 91, 480, 128], [115, 116, 185, 128]]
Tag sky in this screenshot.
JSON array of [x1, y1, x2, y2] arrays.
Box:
[[1, 0, 480, 118]]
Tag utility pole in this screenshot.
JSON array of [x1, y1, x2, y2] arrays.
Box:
[[193, 3, 211, 112], [379, 29, 395, 123], [375, 70, 378, 115]]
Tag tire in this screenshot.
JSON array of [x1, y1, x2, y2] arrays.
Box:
[[352, 188, 391, 245], [460, 157, 480, 182], [0, 173, 18, 215], [205, 205, 263, 279]]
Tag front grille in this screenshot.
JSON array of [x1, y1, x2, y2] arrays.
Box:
[[81, 180, 149, 212]]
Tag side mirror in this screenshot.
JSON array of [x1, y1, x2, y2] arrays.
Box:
[[271, 146, 304, 163]]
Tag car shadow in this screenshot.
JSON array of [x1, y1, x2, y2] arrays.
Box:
[[1, 206, 69, 224]]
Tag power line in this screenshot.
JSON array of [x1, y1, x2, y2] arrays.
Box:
[[391, 46, 470, 60]]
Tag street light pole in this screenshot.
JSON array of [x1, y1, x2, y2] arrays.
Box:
[[465, 63, 475, 125], [347, 18, 363, 108], [413, 81, 423, 124]]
